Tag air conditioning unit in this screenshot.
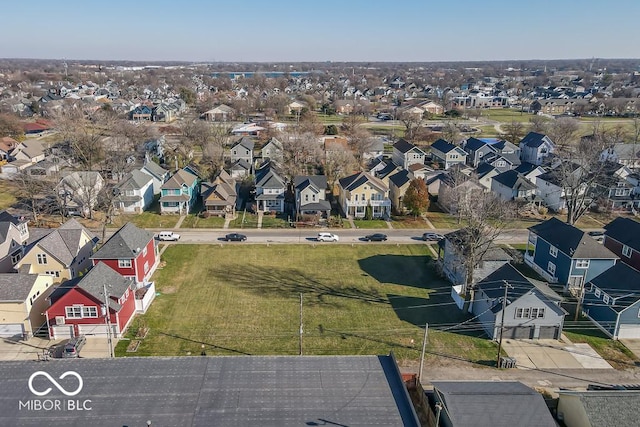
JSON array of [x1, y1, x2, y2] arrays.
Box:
[[55, 316, 65, 325]]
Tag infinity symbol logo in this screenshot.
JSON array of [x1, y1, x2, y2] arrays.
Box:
[[28, 371, 83, 397]]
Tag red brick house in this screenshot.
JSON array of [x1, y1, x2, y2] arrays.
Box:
[[91, 222, 158, 285], [604, 217, 640, 271], [45, 263, 136, 339]]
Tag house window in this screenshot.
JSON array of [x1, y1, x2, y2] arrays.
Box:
[[622, 245, 633, 258], [11, 253, 21, 264], [515, 308, 523, 319], [142, 246, 148, 257], [547, 261, 556, 276], [118, 259, 132, 268], [531, 308, 539, 318], [549, 246, 558, 257], [537, 308, 545, 318], [305, 194, 309, 202], [37, 253, 48, 264], [144, 261, 149, 273], [614, 188, 626, 196], [575, 259, 590, 269], [65, 306, 83, 319], [82, 306, 98, 318], [603, 295, 610, 305], [523, 308, 530, 318], [594, 289, 601, 298], [496, 160, 506, 167], [45, 270, 60, 278]]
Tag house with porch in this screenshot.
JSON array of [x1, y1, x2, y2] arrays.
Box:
[[338, 171, 391, 219], [91, 222, 158, 286], [113, 170, 154, 214], [159, 169, 199, 215], [56, 171, 105, 217], [201, 104, 236, 122], [45, 262, 136, 339], [294, 175, 331, 219], [0, 273, 54, 339], [524, 218, 618, 292], [200, 170, 237, 217], [254, 162, 286, 213], [603, 217, 640, 271], [230, 137, 255, 165], [430, 139, 467, 170], [472, 263, 566, 340]]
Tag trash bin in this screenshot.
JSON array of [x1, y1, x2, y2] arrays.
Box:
[[500, 357, 517, 368]]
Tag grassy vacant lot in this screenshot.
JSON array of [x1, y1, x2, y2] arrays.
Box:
[[228, 212, 259, 228], [352, 219, 388, 229], [480, 109, 533, 123], [116, 245, 497, 363], [391, 216, 431, 230], [0, 180, 18, 211], [180, 214, 225, 228]]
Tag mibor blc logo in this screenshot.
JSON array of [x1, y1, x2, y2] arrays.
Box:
[[19, 371, 92, 411]]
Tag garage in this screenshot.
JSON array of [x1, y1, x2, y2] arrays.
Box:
[[502, 326, 534, 339], [617, 325, 640, 339], [538, 326, 560, 339], [50, 325, 74, 339], [0, 323, 25, 339], [78, 324, 109, 337]]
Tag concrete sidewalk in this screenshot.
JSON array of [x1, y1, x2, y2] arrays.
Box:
[[501, 338, 612, 370]]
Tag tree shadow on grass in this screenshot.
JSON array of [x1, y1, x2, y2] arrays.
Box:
[[358, 254, 436, 289], [157, 331, 251, 355], [208, 264, 388, 307]]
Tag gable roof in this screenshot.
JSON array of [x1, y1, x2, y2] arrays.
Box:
[[116, 170, 152, 191], [519, 132, 553, 148], [162, 169, 198, 189], [389, 169, 411, 188], [141, 160, 169, 180], [232, 136, 255, 151], [558, 390, 640, 427], [0, 273, 41, 301], [393, 138, 418, 154], [31, 219, 96, 266], [492, 170, 536, 190], [604, 217, 640, 251], [294, 175, 327, 191], [529, 217, 618, 259], [432, 381, 557, 427], [431, 139, 458, 154], [77, 262, 133, 310], [339, 171, 388, 193], [589, 263, 640, 309], [463, 137, 488, 152], [92, 222, 154, 260], [514, 162, 539, 175]]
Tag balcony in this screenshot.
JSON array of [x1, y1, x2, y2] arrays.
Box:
[[347, 199, 391, 207]]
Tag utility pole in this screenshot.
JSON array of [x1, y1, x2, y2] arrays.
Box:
[[574, 278, 586, 322], [496, 280, 512, 368], [102, 284, 114, 358], [418, 323, 428, 382], [299, 293, 303, 356]]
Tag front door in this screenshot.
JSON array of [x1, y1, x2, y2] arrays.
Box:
[[568, 275, 584, 296]]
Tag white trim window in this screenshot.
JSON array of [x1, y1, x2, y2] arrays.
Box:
[[549, 246, 558, 258], [65, 306, 82, 319], [594, 289, 601, 298], [575, 259, 590, 269], [547, 261, 556, 276], [82, 306, 98, 318], [37, 253, 48, 265], [622, 245, 633, 258], [537, 308, 545, 318], [118, 259, 132, 268], [515, 308, 523, 319], [603, 295, 610, 305]]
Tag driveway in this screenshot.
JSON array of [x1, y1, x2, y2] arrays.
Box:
[[501, 338, 612, 370], [620, 339, 640, 360], [0, 337, 117, 361]]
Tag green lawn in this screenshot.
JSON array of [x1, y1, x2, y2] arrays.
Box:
[[352, 219, 388, 229], [261, 214, 290, 228], [391, 216, 431, 230], [480, 109, 535, 123], [228, 212, 259, 228], [180, 214, 226, 228], [116, 245, 497, 363], [110, 212, 179, 229], [424, 210, 461, 229]]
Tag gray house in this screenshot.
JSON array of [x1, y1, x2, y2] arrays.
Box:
[[472, 264, 566, 340], [230, 137, 254, 165], [519, 132, 555, 165]]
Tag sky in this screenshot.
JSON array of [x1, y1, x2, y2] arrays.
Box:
[[2, 0, 639, 63]]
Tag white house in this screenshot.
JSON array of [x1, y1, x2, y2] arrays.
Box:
[[113, 170, 154, 214], [519, 132, 555, 165]]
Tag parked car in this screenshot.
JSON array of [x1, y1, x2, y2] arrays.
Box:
[[62, 335, 87, 358], [422, 232, 444, 241], [317, 232, 339, 242], [363, 233, 388, 242], [224, 233, 247, 242], [157, 231, 180, 241]]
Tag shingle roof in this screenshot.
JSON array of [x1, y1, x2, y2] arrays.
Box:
[[463, 137, 487, 152], [77, 262, 133, 310], [432, 381, 557, 427], [589, 263, 640, 307], [431, 138, 457, 153], [141, 160, 169, 180], [116, 170, 152, 191], [492, 170, 536, 190], [92, 222, 154, 260], [232, 136, 255, 150], [529, 217, 618, 259], [389, 169, 411, 187], [393, 138, 416, 153], [0, 273, 39, 301], [558, 390, 640, 427], [32, 219, 95, 266], [162, 169, 198, 189], [339, 171, 388, 193], [514, 162, 538, 174], [519, 132, 551, 148], [294, 175, 327, 191], [604, 217, 640, 251]]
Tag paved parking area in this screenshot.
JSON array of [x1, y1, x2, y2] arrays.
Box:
[[501, 338, 612, 370], [0, 337, 117, 361]]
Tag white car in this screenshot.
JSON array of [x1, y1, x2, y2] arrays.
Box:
[[157, 231, 180, 241], [317, 232, 339, 242]]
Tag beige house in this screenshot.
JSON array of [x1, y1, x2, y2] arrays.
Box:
[[15, 219, 98, 283], [0, 273, 54, 338], [338, 171, 391, 219]]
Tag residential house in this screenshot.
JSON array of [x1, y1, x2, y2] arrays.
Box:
[[524, 217, 618, 291], [0, 136, 18, 160], [557, 389, 640, 427], [294, 175, 331, 219], [230, 137, 254, 172], [438, 177, 485, 214], [287, 100, 306, 115], [462, 137, 498, 167], [140, 159, 170, 194], [534, 162, 585, 212], [438, 228, 513, 294], [364, 138, 384, 161], [15, 219, 98, 284], [200, 170, 237, 217], [261, 137, 283, 163], [9, 140, 46, 164], [490, 170, 537, 201], [603, 217, 640, 271], [159, 169, 199, 214], [388, 169, 412, 213], [472, 263, 566, 339], [519, 132, 555, 165], [254, 162, 287, 213], [130, 104, 152, 121], [600, 143, 640, 169], [582, 263, 640, 339], [91, 222, 158, 286], [229, 158, 252, 179], [392, 138, 426, 169], [45, 262, 136, 339], [430, 139, 467, 170], [595, 162, 639, 211], [201, 104, 236, 122], [113, 170, 154, 214], [407, 163, 433, 180], [0, 273, 54, 339], [57, 171, 105, 217], [476, 163, 500, 191], [231, 123, 264, 137], [418, 100, 443, 115], [430, 381, 557, 427], [0, 211, 29, 273], [338, 171, 391, 219]]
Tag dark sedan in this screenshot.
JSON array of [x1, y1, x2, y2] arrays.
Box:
[[224, 233, 247, 242], [363, 233, 388, 242]]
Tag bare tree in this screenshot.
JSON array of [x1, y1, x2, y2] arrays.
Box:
[[13, 172, 48, 225], [500, 121, 526, 143], [54, 108, 114, 170], [280, 131, 323, 179], [440, 121, 461, 144], [528, 115, 549, 133], [399, 111, 422, 141], [323, 144, 357, 192], [546, 117, 580, 151]]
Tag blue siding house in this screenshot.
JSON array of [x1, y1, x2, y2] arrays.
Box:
[[583, 263, 640, 339], [524, 218, 618, 293], [159, 169, 200, 215]]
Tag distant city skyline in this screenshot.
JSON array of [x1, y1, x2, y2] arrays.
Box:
[[2, 0, 639, 63]]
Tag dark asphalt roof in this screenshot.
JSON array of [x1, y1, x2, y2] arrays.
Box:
[[519, 131, 550, 148], [514, 162, 538, 174], [92, 222, 154, 260], [389, 169, 411, 187], [604, 217, 640, 251], [0, 355, 419, 427], [431, 138, 457, 153], [529, 217, 618, 259], [294, 175, 327, 191], [393, 138, 416, 153], [588, 263, 640, 309], [492, 170, 536, 190], [432, 381, 557, 427], [77, 262, 133, 310], [463, 137, 487, 151]]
